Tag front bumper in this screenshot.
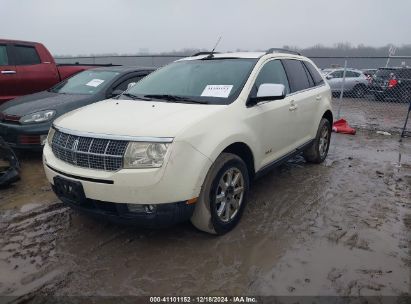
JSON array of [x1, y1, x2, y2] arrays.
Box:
[[0, 120, 51, 150], [43, 140, 212, 205], [55, 192, 195, 227]]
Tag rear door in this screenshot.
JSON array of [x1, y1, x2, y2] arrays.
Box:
[[12, 44, 59, 95], [282, 59, 321, 146], [344, 71, 359, 91], [0, 44, 18, 103]]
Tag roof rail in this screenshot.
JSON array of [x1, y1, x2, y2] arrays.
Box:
[[192, 51, 219, 57], [265, 48, 301, 56]]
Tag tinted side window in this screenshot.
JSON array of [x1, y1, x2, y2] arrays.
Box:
[[345, 71, 358, 78], [302, 63, 315, 87], [14, 45, 41, 65], [113, 76, 143, 92], [0, 45, 8, 66], [330, 70, 344, 78], [304, 61, 324, 86], [282, 59, 311, 93], [254, 60, 290, 94]]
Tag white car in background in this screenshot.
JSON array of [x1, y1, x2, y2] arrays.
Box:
[[322, 68, 369, 98], [43, 49, 333, 235]]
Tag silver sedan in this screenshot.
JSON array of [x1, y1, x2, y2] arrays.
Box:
[[322, 68, 369, 98]]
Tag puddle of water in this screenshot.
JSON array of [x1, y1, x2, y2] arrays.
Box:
[[0, 154, 57, 210]]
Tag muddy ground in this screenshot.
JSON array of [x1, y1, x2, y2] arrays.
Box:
[[331, 97, 409, 133], [0, 130, 410, 302]]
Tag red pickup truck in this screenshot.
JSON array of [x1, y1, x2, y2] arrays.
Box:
[[0, 39, 107, 104]]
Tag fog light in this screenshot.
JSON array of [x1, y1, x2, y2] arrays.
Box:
[[127, 204, 146, 213], [127, 204, 157, 214], [145, 204, 156, 213]]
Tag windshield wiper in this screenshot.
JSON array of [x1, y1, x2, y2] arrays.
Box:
[[143, 94, 208, 104], [121, 93, 152, 101]]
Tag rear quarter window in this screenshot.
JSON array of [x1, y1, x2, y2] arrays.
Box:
[[282, 59, 312, 93], [304, 61, 324, 86]]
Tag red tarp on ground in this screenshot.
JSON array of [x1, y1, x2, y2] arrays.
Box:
[[332, 118, 356, 135]]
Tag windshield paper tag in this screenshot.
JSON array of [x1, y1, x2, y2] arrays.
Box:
[[86, 79, 105, 87], [201, 85, 233, 98]]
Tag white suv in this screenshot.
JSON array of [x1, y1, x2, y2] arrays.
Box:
[[43, 49, 333, 235]]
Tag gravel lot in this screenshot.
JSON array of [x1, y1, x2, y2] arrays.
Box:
[[331, 96, 410, 133], [0, 130, 410, 302]]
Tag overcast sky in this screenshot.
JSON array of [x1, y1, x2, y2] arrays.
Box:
[[1, 0, 410, 55]]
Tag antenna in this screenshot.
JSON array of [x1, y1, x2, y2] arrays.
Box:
[[211, 36, 222, 53], [204, 36, 222, 59]]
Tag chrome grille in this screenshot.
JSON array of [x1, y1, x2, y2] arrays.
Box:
[[51, 129, 128, 171]]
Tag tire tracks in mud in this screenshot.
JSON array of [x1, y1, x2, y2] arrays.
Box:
[[248, 140, 411, 297], [0, 203, 71, 298]]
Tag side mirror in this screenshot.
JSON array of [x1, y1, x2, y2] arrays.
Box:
[[249, 83, 286, 105], [326, 75, 333, 80], [110, 89, 124, 97], [127, 82, 137, 90]]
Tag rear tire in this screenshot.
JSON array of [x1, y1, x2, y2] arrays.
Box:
[[303, 118, 332, 164], [190, 153, 250, 235]]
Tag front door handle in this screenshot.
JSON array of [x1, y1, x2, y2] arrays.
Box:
[[316, 95, 322, 101], [289, 100, 298, 111], [1, 70, 16, 74]]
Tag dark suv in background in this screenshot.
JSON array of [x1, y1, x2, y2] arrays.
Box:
[[369, 67, 411, 102]]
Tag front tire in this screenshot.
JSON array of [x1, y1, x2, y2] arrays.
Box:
[[303, 118, 332, 164], [190, 153, 250, 235]]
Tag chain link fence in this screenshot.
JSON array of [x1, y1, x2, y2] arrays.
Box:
[[55, 55, 411, 135], [312, 57, 411, 135]]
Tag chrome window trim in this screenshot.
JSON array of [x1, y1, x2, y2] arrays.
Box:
[[53, 126, 174, 143]]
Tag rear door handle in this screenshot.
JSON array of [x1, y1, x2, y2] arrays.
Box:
[[1, 70, 16, 74], [316, 95, 322, 101]]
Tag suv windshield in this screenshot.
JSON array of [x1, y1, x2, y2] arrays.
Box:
[[125, 58, 257, 104], [50, 70, 119, 95]]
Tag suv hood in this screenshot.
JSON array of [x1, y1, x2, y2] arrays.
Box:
[[54, 99, 225, 138]]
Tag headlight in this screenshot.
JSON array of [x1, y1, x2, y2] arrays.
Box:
[[19, 110, 56, 124], [47, 127, 56, 146], [123, 142, 170, 168]]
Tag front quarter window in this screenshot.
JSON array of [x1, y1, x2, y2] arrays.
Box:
[[253, 60, 290, 95]]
